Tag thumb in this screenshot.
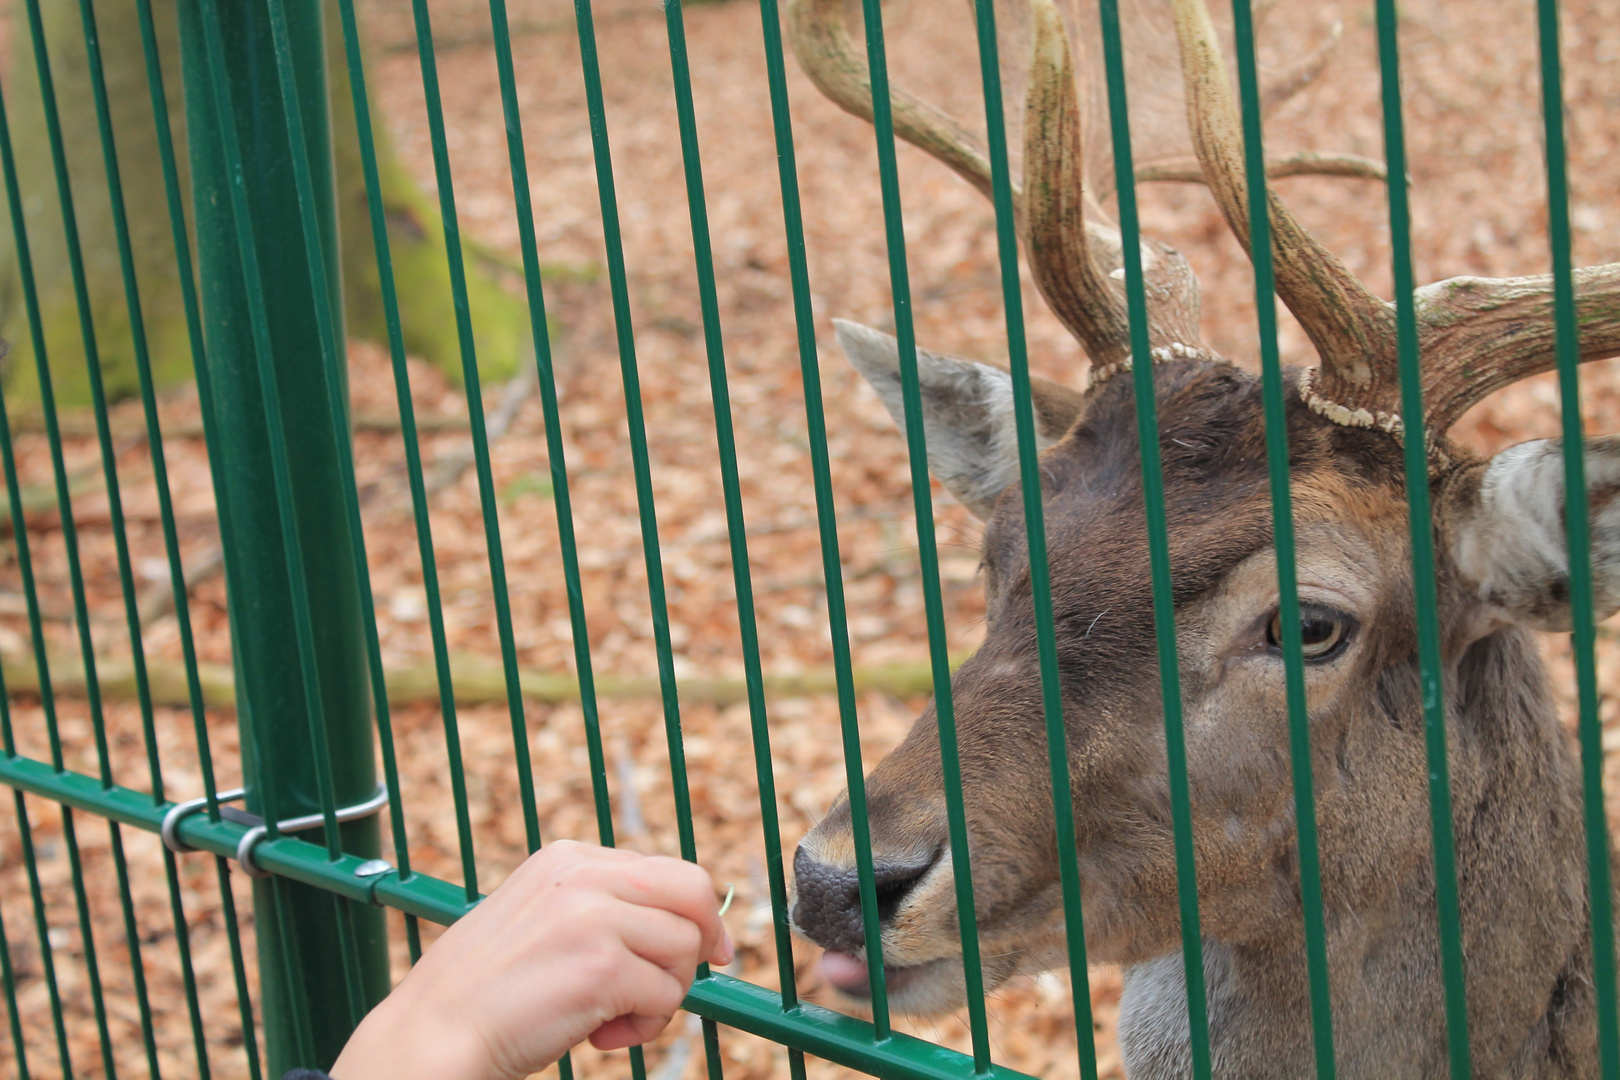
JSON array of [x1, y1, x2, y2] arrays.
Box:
[[710, 925, 735, 967]]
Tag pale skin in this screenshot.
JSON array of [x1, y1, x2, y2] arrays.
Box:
[[331, 840, 734, 1080]]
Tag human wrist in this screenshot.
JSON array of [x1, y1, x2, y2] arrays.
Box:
[[329, 989, 496, 1080]]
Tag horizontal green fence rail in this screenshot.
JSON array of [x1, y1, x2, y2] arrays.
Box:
[[0, 750, 1029, 1080]]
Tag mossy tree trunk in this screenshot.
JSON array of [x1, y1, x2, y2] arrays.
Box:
[[0, 1, 529, 408]]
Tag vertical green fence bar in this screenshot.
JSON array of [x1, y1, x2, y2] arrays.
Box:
[[135, 1, 270, 1070], [855, 0, 993, 1064], [478, 0, 616, 856], [1371, 3, 1473, 1076], [76, 0, 228, 1069], [1536, 1, 1620, 1076], [333, 0, 479, 925], [1225, 1, 1337, 1075], [0, 892, 27, 1080], [0, 30, 120, 1073], [264, 0, 422, 1018], [0, 106, 75, 1067], [405, 0, 544, 864], [10, 791, 71, 1076], [175, 1, 389, 1071], [1096, 2, 1212, 1078], [753, 0, 890, 1042], [569, 0, 702, 872], [972, 2, 1100, 1076], [660, 1, 769, 1071], [0, 361, 70, 1076], [332, 0, 473, 948]]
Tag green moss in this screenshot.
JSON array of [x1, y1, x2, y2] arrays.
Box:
[[500, 472, 554, 505], [336, 148, 533, 388], [0, 273, 198, 407], [1, 0, 561, 406], [1577, 289, 1620, 329], [331, 37, 537, 389]]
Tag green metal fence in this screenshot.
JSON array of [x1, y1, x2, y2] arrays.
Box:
[[0, 0, 1613, 1079]]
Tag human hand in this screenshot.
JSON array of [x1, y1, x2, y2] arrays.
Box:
[[330, 840, 733, 1080]]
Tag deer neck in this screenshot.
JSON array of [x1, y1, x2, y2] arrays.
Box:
[[1117, 628, 1598, 1080]]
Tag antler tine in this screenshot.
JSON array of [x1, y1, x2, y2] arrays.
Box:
[[1418, 266, 1620, 432], [786, 0, 1006, 206], [1171, 0, 1401, 425], [1126, 150, 1386, 190], [1024, 0, 1207, 377], [788, 0, 1207, 380], [1261, 20, 1342, 119], [1022, 0, 1129, 369]]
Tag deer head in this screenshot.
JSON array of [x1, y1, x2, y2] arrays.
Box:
[[789, 0, 1620, 1072]]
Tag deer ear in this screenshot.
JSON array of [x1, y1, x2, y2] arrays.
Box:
[[1450, 436, 1620, 631], [833, 320, 1083, 519]]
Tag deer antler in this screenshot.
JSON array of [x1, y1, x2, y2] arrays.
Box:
[[1101, 20, 1374, 198], [1261, 20, 1342, 118], [1132, 151, 1386, 187], [791, 0, 1620, 439], [1171, 0, 1401, 425], [788, 0, 1216, 375], [1018, 0, 1127, 366], [1416, 268, 1620, 431], [1171, 0, 1620, 437], [787, 0, 1388, 385], [786, 0, 1003, 204]]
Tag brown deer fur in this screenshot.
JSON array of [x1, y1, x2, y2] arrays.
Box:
[[796, 350, 1613, 1077]]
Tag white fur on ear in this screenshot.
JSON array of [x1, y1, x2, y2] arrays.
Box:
[[834, 320, 1065, 519], [1451, 436, 1620, 631]]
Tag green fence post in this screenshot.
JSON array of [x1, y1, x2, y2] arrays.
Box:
[[175, 0, 390, 1072]]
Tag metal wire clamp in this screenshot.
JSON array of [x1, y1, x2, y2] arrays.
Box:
[[236, 787, 391, 878], [161, 785, 391, 879], [161, 788, 250, 854]]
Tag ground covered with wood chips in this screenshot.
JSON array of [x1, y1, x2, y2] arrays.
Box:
[[4, 0, 1620, 1077]]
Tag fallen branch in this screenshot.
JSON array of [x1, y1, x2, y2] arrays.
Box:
[[614, 743, 651, 842], [136, 546, 225, 626], [0, 651, 957, 710], [415, 363, 538, 503], [6, 410, 470, 440], [0, 468, 104, 536]]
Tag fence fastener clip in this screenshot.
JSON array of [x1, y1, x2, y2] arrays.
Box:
[[354, 857, 400, 905], [161, 788, 250, 854], [235, 786, 391, 878]]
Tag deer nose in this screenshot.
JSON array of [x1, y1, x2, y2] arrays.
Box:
[[792, 845, 937, 954]]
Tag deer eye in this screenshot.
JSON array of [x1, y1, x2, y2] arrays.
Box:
[[1265, 606, 1353, 662]]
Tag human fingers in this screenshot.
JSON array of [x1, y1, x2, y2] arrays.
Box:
[[509, 840, 640, 889], [588, 1010, 679, 1053], [613, 904, 714, 981], [489, 845, 732, 970], [556, 855, 728, 964], [585, 954, 689, 1051], [462, 840, 643, 931], [459, 918, 692, 1070], [543, 838, 641, 862]]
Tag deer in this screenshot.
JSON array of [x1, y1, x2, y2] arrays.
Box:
[[783, 0, 1620, 1076]]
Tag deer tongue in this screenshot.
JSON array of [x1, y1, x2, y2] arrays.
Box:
[[819, 950, 871, 995]]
